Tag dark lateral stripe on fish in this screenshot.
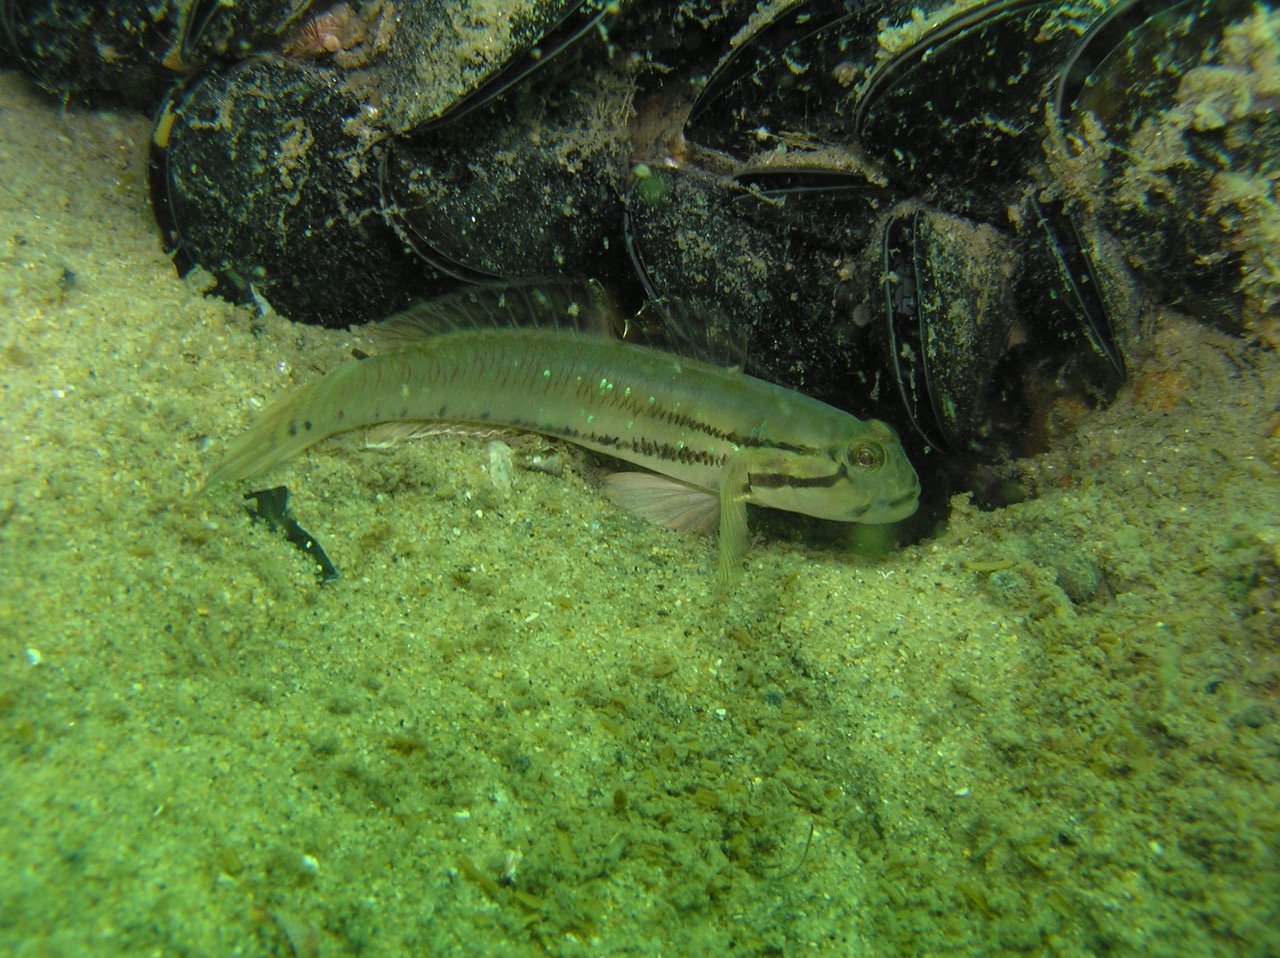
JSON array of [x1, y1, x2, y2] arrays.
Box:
[[581, 431, 724, 468], [749, 464, 847, 490], [569, 379, 818, 455], [488, 419, 724, 469]]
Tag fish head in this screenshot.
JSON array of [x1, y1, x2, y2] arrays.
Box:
[[747, 418, 920, 524]]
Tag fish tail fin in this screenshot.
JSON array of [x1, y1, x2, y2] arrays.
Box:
[[201, 360, 371, 491]]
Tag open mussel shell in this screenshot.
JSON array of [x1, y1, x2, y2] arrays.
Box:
[[150, 56, 439, 326], [727, 165, 895, 227], [1054, 0, 1278, 329], [625, 161, 892, 400], [1020, 197, 1132, 389], [854, 0, 1105, 200], [880, 207, 1019, 453]]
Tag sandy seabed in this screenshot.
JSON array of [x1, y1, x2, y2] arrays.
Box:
[[1, 71, 1278, 957]]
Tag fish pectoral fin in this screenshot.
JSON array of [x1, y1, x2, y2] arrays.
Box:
[[715, 454, 752, 593], [602, 472, 720, 534]]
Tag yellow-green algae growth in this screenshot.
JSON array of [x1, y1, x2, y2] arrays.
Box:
[[1, 71, 1278, 957]]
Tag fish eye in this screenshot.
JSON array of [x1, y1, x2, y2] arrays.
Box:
[[849, 442, 884, 469]]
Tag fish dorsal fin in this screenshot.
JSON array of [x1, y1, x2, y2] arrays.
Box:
[[624, 296, 749, 372], [371, 279, 622, 350], [370, 279, 749, 372]]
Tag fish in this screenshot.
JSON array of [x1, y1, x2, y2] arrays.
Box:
[[203, 282, 920, 588]]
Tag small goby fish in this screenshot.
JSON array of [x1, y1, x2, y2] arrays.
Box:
[[204, 283, 920, 587]]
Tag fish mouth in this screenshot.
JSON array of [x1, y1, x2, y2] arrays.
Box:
[[894, 480, 922, 510], [862, 484, 921, 524]]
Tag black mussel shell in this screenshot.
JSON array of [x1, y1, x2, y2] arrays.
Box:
[[625, 160, 891, 402], [381, 70, 630, 284], [174, 0, 316, 70], [1008, 197, 1139, 453], [1055, 0, 1277, 329], [683, 0, 888, 162], [855, 0, 1104, 200], [1055, 0, 1255, 138], [2, 0, 177, 103], [1020, 197, 1131, 389], [880, 207, 1019, 453], [727, 165, 895, 223], [374, 0, 617, 135], [412, 0, 617, 133], [150, 56, 439, 326]]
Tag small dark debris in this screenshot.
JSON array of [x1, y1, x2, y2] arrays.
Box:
[[243, 485, 339, 584]]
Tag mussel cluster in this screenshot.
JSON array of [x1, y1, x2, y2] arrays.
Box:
[[5, 0, 1276, 478]]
